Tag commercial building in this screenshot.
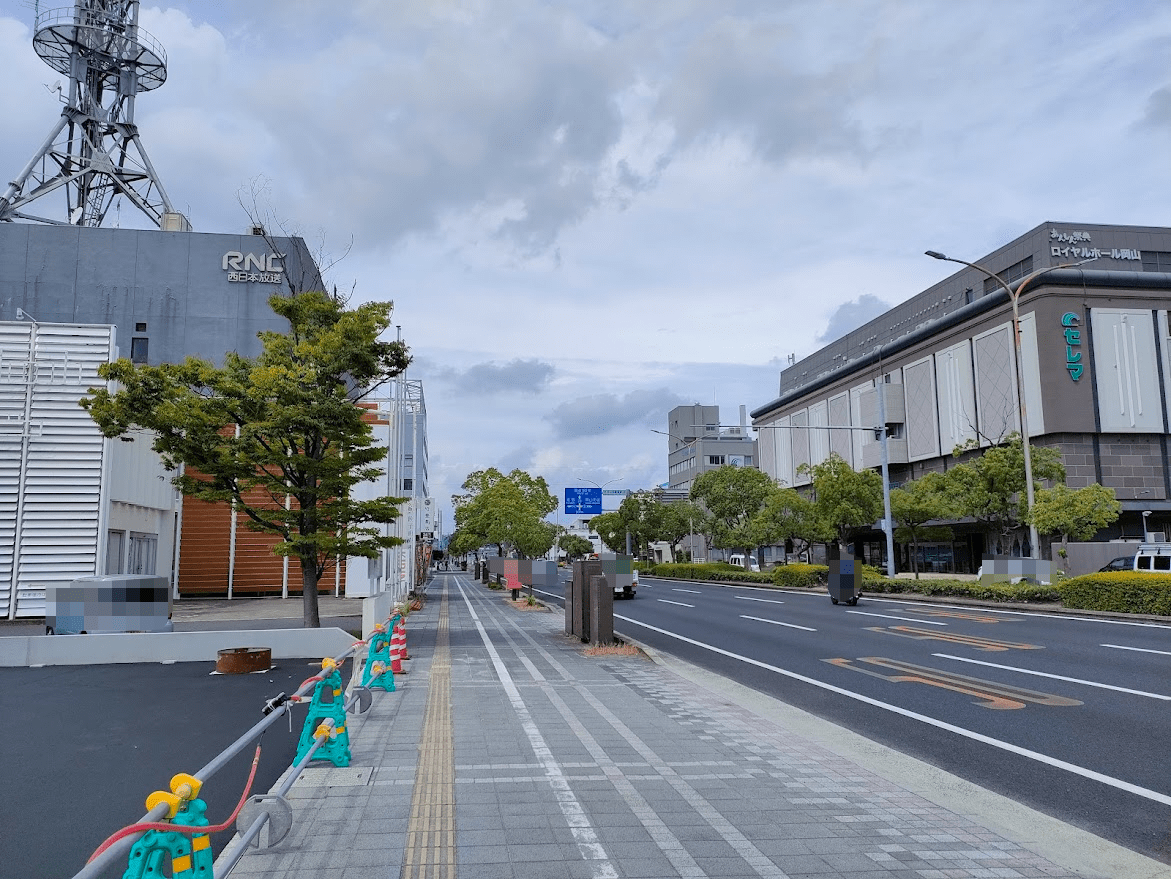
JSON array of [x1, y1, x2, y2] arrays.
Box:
[[665, 404, 758, 492], [751, 221, 1171, 574], [0, 223, 429, 612]]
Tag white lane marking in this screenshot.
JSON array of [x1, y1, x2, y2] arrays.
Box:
[[613, 614, 1171, 808], [672, 588, 701, 593], [657, 599, 695, 608], [846, 610, 947, 625], [739, 614, 816, 632], [934, 653, 1171, 701], [1102, 643, 1171, 657], [457, 582, 618, 878], [734, 595, 785, 605]]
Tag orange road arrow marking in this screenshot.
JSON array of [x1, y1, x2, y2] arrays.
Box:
[[910, 609, 1018, 623], [824, 657, 1082, 710], [865, 626, 1040, 652]]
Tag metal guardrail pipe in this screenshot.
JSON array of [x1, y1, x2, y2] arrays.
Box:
[[212, 724, 333, 878]]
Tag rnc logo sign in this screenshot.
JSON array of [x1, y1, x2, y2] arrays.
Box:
[[222, 251, 284, 284]]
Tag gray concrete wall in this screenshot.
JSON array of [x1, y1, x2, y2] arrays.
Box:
[[0, 224, 324, 365]]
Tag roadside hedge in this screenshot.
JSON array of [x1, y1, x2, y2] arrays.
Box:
[[862, 578, 1060, 602], [644, 563, 773, 584], [771, 564, 827, 588], [1058, 572, 1171, 614]]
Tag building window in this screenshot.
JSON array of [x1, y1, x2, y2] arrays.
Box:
[[106, 530, 125, 574], [135, 322, 147, 332], [708, 455, 725, 465], [1141, 251, 1171, 272], [403, 478, 413, 491], [130, 337, 149, 363], [982, 255, 1034, 295], [128, 532, 157, 575]]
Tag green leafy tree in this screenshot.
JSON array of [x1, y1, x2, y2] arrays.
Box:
[[446, 527, 484, 562], [558, 533, 594, 562], [890, 471, 954, 578], [655, 499, 710, 561], [1030, 483, 1122, 562], [690, 465, 778, 557], [749, 486, 820, 561], [451, 468, 558, 558], [82, 290, 412, 628], [617, 491, 667, 560], [944, 433, 1065, 552], [800, 453, 883, 548], [590, 511, 626, 553]]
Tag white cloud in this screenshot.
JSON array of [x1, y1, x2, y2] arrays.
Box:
[[4, 0, 1171, 530]]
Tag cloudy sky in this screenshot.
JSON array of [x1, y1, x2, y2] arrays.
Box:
[[2, 1, 1170, 530]]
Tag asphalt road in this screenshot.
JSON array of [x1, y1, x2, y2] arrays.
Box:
[[539, 571, 1171, 864], [1, 656, 330, 878]]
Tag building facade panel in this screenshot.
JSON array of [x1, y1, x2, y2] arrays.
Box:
[[935, 340, 978, 451], [904, 356, 939, 460], [973, 323, 1019, 443], [827, 392, 852, 464], [1091, 309, 1162, 433]]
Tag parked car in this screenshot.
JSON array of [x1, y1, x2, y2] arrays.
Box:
[[1134, 544, 1171, 572], [728, 553, 760, 572], [1098, 555, 1135, 572]]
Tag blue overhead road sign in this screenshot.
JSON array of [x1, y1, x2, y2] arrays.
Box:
[[565, 487, 603, 515]]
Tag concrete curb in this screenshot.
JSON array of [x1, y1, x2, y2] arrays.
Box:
[[0, 627, 356, 667], [620, 630, 1170, 879]]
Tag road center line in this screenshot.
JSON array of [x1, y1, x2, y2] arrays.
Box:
[[672, 588, 701, 594], [613, 614, 1171, 808], [1102, 643, 1171, 656], [846, 610, 947, 625], [734, 596, 785, 605], [657, 599, 695, 608], [739, 614, 816, 632], [933, 653, 1171, 700]]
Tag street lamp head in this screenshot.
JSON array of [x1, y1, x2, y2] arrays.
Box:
[[925, 250, 948, 260]]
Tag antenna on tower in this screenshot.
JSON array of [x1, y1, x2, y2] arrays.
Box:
[[0, 0, 189, 230]]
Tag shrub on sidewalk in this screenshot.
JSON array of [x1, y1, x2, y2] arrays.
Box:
[[1058, 572, 1171, 614]]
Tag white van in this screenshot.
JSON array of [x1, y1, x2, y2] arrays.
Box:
[[1134, 544, 1171, 572], [728, 554, 760, 572]]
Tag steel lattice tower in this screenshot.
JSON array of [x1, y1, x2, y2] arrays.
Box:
[[0, 0, 185, 228]]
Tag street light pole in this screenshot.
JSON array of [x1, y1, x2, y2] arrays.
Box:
[[925, 251, 1096, 558], [650, 429, 701, 562]]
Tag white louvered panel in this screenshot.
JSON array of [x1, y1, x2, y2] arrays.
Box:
[[8, 323, 113, 617], [0, 325, 28, 617], [0, 439, 17, 617]]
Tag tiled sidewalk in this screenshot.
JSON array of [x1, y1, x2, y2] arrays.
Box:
[[220, 575, 1164, 879]]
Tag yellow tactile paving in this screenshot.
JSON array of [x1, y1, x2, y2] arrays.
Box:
[[401, 592, 455, 879]]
